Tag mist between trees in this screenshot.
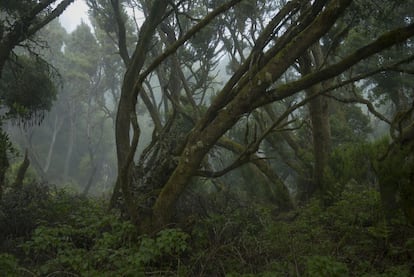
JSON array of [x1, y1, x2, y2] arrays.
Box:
[[1, 0, 414, 275]]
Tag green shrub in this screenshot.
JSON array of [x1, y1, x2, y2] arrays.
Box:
[[0, 182, 51, 244], [2, 177, 413, 276], [19, 194, 190, 276], [0, 253, 20, 277], [306, 255, 348, 277]]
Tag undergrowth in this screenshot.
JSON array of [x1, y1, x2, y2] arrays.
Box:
[[1, 181, 413, 276]]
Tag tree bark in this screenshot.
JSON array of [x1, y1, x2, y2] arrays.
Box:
[[298, 44, 332, 197], [308, 90, 331, 194], [107, 0, 414, 233], [112, 0, 169, 209], [13, 149, 30, 191], [149, 0, 353, 230]]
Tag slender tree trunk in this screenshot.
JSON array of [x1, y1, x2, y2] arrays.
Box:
[[0, 45, 12, 78], [13, 149, 30, 190], [82, 166, 97, 196], [43, 115, 63, 173], [19, 128, 48, 182], [63, 115, 75, 182], [0, 132, 9, 198]]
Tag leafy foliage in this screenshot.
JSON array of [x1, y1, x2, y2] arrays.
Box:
[[0, 55, 57, 124], [0, 253, 20, 277], [1, 0, 414, 276], [306, 256, 348, 277], [1, 177, 413, 276], [0, 185, 189, 276]]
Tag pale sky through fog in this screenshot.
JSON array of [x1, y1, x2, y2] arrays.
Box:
[[59, 0, 91, 33]]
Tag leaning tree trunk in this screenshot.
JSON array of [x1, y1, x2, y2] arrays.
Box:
[[146, 0, 356, 231], [111, 0, 414, 232]]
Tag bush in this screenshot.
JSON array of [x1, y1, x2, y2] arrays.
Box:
[[306, 256, 348, 277], [2, 179, 413, 276], [0, 253, 20, 277], [0, 182, 51, 246], [19, 197, 189, 276]]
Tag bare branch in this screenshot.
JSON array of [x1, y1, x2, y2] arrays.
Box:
[[136, 0, 243, 88]]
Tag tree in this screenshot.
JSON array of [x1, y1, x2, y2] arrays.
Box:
[[0, 0, 75, 197], [88, 0, 414, 232], [0, 0, 75, 76], [9, 20, 119, 194]]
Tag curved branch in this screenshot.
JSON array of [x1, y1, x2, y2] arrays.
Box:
[[326, 94, 391, 124], [136, 0, 243, 88], [27, 0, 75, 36], [258, 23, 414, 106], [207, 137, 293, 210], [110, 0, 130, 65]]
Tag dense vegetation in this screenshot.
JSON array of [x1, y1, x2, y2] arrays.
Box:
[[1, 166, 413, 276], [1, 0, 414, 275], [1, 138, 413, 275]]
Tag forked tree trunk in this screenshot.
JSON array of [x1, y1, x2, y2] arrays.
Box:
[[138, 0, 354, 231], [111, 0, 414, 232], [112, 0, 169, 210]]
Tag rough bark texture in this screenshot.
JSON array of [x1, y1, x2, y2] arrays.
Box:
[[107, 0, 414, 232], [145, 0, 354, 230]]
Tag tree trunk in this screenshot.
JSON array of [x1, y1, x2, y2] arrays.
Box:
[[298, 44, 332, 198], [141, 0, 354, 231], [111, 0, 414, 231], [43, 115, 63, 173], [13, 149, 30, 190], [0, 131, 9, 199], [308, 91, 331, 194], [63, 115, 75, 182], [0, 0, 75, 77], [112, 0, 169, 208], [82, 166, 97, 196], [19, 128, 48, 182], [217, 137, 293, 211]]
